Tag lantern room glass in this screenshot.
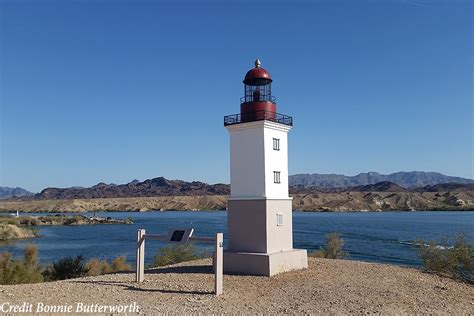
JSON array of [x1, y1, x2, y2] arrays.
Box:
[[243, 83, 273, 103]]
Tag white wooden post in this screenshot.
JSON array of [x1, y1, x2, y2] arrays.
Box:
[[136, 229, 145, 283], [215, 233, 223, 296]]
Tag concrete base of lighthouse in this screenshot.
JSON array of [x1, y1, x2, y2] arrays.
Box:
[[223, 198, 308, 276], [224, 249, 307, 276]]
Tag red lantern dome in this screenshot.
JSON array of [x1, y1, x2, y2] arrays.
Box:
[[243, 59, 273, 85]]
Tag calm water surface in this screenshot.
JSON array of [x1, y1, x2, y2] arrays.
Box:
[[0, 211, 472, 267]]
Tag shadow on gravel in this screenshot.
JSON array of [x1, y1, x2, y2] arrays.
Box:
[[71, 265, 214, 295], [146, 264, 213, 275], [73, 280, 214, 295], [127, 285, 213, 295]]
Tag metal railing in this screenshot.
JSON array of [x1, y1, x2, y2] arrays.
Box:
[[240, 95, 276, 104], [224, 110, 293, 126], [136, 229, 224, 296]]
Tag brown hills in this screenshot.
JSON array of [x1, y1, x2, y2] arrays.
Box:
[[26, 177, 230, 200], [0, 177, 472, 212]]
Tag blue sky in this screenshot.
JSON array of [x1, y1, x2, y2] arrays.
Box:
[[1, 0, 472, 192]]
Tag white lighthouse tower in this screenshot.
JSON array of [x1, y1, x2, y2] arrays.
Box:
[[223, 59, 308, 276]]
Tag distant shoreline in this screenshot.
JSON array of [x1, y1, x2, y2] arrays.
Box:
[[0, 209, 472, 215], [0, 214, 133, 241], [0, 192, 472, 213]]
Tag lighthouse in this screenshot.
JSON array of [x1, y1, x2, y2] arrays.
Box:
[[223, 59, 308, 276]]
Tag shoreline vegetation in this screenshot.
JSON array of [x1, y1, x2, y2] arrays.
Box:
[[0, 192, 472, 213], [0, 244, 132, 285], [1, 232, 471, 285], [0, 215, 133, 241]]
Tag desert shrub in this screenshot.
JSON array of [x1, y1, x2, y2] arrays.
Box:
[[325, 232, 348, 259], [23, 245, 39, 266], [0, 218, 19, 225], [0, 247, 132, 284], [43, 255, 88, 281], [19, 217, 40, 226], [0, 245, 43, 285], [417, 233, 473, 283], [153, 243, 201, 267], [111, 256, 131, 272], [0, 224, 37, 240], [21, 245, 43, 282], [310, 249, 326, 258], [63, 216, 80, 225], [85, 259, 111, 276], [310, 232, 348, 259], [85, 256, 131, 276]]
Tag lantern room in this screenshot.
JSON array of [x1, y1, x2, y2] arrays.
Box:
[[240, 59, 277, 119], [242, 59, 274, 103], [223, 59, 292, 126]]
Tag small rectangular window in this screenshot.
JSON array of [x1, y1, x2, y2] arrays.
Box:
[[277, 213, 283, 226], [273, 171, 281, 184], [273, 138, 280, 151]]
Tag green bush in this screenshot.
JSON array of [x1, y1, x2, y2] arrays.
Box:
[[43, 255, 88, 281], [310, 232, 348, 259], [417, 233, 473, 283], [0, 245, 43, 285], [153, 243, 201, 267]]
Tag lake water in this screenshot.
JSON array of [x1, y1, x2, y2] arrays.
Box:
[[0, 211, 472, 267]]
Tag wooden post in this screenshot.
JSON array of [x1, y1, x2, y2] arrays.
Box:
[[136, 229, 145, 283], [215, 233, 223, 296]]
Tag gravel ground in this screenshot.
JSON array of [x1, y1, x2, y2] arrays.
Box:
[[0, 258, 472, 315]]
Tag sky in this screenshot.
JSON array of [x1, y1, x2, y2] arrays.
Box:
[[0, 0, 472, 192]]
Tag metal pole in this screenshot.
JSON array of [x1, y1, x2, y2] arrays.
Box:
[[215, 233, 223, 296], [136, 229, 145, 283]]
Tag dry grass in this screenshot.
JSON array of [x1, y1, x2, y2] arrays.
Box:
[[86, 256, 131, 276], [0, 224, 37, 240], [85, 259, 112, 276], [0, 245, 43, 284], [111, 256, 131, 272]]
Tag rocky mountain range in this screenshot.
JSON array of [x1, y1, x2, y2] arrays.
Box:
[[32, 177, 230, 200], [1, 173, 473, 211], [3, 171, 473, 201], [1, 188, 472, 212], [290, 181, 407, 194], [288, 171, 474, 188], [0, 187, 34, 199]]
